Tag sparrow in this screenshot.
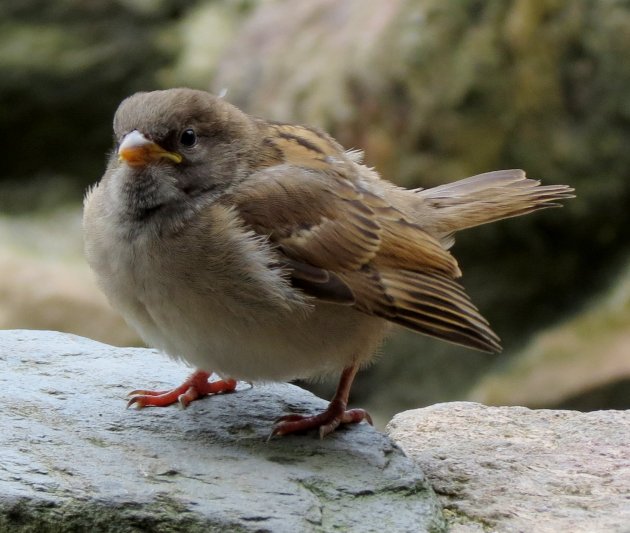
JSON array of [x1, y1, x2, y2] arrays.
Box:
[[83, 88, 574, 438]]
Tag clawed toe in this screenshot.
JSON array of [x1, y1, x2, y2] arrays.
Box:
[[273, 413, 307, 424], [270, 365, 372, 438], [271, 406, 372, 439], [126, 370, 238, 409], [127, 389, 169, 397]]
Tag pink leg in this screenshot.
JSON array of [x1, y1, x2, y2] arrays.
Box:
[[272, 364, 372, 438], [127, 370, 237, 409]]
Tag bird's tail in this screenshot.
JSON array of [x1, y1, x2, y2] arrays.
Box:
[[412, 169, 574, 247]]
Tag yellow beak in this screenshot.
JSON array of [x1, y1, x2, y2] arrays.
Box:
[[118, 130, 182, 166]]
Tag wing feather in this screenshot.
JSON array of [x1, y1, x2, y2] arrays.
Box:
[[221, 123, 501, 352], [340, 267, 501, 353]]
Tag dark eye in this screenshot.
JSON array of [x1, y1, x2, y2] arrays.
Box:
[[179, 128, 197, 147]]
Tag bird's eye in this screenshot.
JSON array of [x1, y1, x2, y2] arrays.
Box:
[[179, 128, 197, 147]]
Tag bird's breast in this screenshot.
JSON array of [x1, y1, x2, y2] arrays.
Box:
[[85, 191, 388, 381]]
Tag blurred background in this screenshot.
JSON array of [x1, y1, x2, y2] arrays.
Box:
[[1, 0, 629, 425]]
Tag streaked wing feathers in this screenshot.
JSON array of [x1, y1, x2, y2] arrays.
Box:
[[225, 123, 499, 352], [339, 267, 501, 353]]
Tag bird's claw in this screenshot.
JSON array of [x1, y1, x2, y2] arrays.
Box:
[[270, 406, 372, 439], [125, 371, 238, 409]]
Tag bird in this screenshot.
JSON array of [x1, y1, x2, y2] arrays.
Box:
[[83, 88, 574, 438]]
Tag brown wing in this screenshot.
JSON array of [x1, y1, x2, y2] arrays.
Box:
[[224, 123, 501, 352], [338, 267, 501, 352]]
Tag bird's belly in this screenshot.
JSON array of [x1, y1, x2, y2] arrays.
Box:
[[140, 293, 388, 382], [87, 219, 388, 382]]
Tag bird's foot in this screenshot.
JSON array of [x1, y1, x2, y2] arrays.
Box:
[[127, 370, 237, 409], [271, 399, 373, 439]]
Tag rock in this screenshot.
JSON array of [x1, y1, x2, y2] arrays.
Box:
[[0, 330, 445, 532], [388, 402, 630, 533], [469, 258, 630, 410]]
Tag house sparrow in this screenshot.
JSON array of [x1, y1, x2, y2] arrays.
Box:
[[83, 88, 574, 438]]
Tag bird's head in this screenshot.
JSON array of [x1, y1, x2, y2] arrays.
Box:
[[108, 88, 260, 219]]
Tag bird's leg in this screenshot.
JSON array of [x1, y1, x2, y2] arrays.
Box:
[[272, 363, 372, 438], [127, 369, 237, 409]]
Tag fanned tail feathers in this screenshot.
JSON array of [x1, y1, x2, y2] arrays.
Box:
[[414, 169, 575, 246]]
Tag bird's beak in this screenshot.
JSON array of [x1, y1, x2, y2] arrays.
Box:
[[118, 130, 182, 166]]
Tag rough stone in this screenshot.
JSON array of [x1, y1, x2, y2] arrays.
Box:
[[388, 402, 630, 533], [0, 330, 445, 532]]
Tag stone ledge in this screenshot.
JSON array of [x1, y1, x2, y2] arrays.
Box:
[[0, 330, 444, 532], [388, 402, 630, 533]]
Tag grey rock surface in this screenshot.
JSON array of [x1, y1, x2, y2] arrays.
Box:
[[388, 402, 630, 533], [0, 330, 445, 532]]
